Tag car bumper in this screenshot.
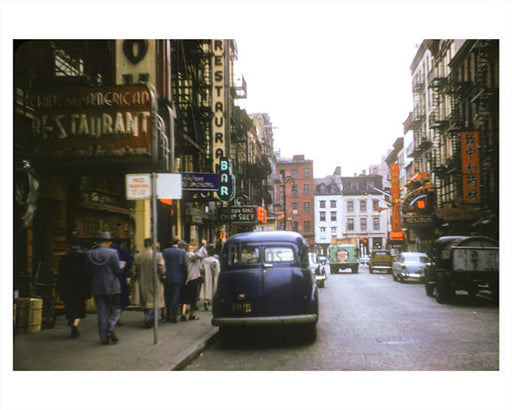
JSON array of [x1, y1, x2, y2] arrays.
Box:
[[212, 314, 318, 327], [371, 265, 392, 270], [403, 273, 425, 280]]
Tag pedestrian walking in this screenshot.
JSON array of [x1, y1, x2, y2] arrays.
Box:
[[201, 244, 220, 311], [56, 240, 90, 338], [112, 240, 132, 326], [162, 237, 188, 323], [85, 231, 121, 345], [133, 238, 166, 328], [181, 244, 202, 321]]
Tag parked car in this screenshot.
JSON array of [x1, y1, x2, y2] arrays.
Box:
[[327, 243, 359, 273], [424, 236, 499, 304], [369, 249, 393, 273], [392, 252, 431, 282], [357, 256, 370, 266], [211, 231, 319, 341]]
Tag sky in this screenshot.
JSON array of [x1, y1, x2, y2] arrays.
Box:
[[2, 1, 512, 410], [235, 36, 419, 178]]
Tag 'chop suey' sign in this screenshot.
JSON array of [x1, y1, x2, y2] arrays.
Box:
[[29, 85, 153, 163]]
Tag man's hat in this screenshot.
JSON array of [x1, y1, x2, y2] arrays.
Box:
[[97, 231, 112, 241]]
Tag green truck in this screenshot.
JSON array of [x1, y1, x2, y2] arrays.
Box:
[[327, 244, 359, 273]]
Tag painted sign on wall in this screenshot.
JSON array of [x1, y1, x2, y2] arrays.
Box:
[[30, 85, 153, 164]]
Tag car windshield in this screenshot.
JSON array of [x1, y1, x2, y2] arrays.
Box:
[[265, 247, 295, 263], [403, 255, 429, 263]]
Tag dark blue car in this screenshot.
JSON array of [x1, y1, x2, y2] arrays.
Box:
[[211, 231, 319, 341]]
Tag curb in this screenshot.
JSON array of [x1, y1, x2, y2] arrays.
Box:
[[165, 327, 219, 371]]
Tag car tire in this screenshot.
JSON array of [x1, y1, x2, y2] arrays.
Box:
[[425, 282, 435, 296], [393, 273, 397, 281], [300, 323, 317, 343], [369, 267, 374, 274]]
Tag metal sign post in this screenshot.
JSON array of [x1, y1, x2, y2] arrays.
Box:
[[126, 172, 182, 345], [151, 172, 159, 344]]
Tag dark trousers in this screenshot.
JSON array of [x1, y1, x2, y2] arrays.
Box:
[[93, 294, 121, 343], [164, 283, 181, 320]]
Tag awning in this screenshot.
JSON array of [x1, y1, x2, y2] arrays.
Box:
[[78, 200, 132, 215]]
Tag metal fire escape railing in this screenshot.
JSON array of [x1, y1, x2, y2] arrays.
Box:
[[469, 40, 499, 211], [411, 72, 426, 158], [171, 40, 212, 171]]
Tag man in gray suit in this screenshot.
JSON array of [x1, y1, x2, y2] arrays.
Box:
[[86, 231, 121, 345]]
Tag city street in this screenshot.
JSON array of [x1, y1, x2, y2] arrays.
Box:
[[185, 264, 499, 371]]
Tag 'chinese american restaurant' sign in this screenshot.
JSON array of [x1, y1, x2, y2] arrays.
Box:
[[29, 85, 153, 164]]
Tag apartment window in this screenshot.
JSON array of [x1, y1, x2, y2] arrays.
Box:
[[360, 218, 367, 231], [292, 221, 299, 232], [331, 211, 337, 222], [292, 184, 298, 198], [319, 200, 326, 208], [330, 200, 337, 208], [372, 200, 379, 211], [291, 169, 298, 179], [347, 200, 354, 212], [347, 218, 354, 231], [292, 202, 298, 210], [320, 212, 326, 222], [304, 220, 311, 232], [331, 227, 337, 235], [373, 217, 380, 231], [303, 168, 310, 178], [304, 202, 310, 212], [303, 184, 310, 194], [360, 200, 367, 212], [320, 227, 326, 240]]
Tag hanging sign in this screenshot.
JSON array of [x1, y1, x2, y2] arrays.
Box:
[[461, 131, 481, 204]]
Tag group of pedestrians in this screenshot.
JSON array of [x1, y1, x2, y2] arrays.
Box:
[[56, 231, 220, 345]]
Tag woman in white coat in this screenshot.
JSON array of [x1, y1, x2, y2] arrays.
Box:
[[201, 244, 220, 311]]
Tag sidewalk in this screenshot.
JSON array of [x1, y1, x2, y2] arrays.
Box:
[[13, 307, 218, 371]]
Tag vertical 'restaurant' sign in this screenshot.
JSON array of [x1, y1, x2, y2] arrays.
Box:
[[461, 131, 481, 204], [212, 40, 226, 163]]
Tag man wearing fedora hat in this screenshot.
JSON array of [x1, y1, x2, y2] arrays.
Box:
[[85, 231, 122, 345]]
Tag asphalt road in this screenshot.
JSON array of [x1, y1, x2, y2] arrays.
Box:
[[185, 263, 499, 371]]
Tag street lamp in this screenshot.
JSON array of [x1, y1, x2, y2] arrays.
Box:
[[275, 175, 295, 230]]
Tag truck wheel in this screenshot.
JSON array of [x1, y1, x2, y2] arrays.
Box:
[[435, 280, 454, 304], [369, 267, 373, 274], [352, 266, 358, 273]]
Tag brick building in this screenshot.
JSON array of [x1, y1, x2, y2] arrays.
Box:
[[275, 155, 314, 244]]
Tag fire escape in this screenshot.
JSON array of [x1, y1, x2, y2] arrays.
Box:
[[171, 40, 213, 172], [428, 65, 447, 208], [410, 71, 427, 158], [469, 40, 499, 212]]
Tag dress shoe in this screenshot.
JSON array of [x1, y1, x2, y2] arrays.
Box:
[[107, 331, 119, 343], [70, 326, 79, 338]]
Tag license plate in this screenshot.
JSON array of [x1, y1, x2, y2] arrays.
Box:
[[232, 302, 252, 314]]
